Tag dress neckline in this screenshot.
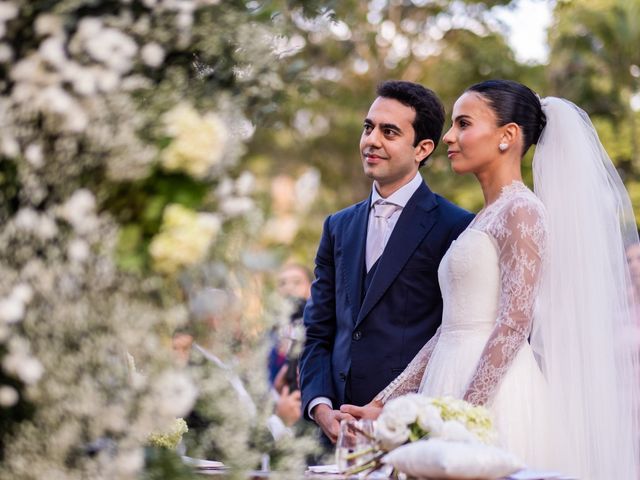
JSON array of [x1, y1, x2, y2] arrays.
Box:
[[473, 180, 528, 221]]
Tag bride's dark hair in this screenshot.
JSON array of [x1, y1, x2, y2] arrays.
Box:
[[467, 79, 546, 156]]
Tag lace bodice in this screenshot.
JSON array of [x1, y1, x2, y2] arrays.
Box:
[[376, 181, 547, 406]]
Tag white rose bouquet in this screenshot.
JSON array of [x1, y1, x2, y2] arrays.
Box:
[[341, 394, 496, 476]]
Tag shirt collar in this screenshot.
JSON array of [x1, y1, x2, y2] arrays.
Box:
[[371, 171, 423, 209]]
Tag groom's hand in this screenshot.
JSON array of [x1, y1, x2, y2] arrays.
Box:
[[312, 404, 353, 443], [340, 400, 383, 420]]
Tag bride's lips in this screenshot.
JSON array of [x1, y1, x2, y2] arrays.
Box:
[[447, 150, 459, 159]]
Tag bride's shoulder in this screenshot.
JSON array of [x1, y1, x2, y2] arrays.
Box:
[[498, 182, 547, 225]]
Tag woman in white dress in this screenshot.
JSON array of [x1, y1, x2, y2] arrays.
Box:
[[342, 80, 640, 479]]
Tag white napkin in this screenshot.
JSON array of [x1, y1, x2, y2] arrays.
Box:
[[306, 464, 340, 474], [181, 456, 226, 470], [508, 470, 573, 480]]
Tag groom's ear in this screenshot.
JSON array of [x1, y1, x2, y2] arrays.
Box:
[[414, 138, 435, 164]]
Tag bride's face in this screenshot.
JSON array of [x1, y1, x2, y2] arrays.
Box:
[[442, 92, 504, 175]]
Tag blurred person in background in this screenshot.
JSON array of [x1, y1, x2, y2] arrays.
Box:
[[268, 263, 312, 384]]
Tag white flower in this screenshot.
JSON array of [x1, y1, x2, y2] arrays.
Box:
[[14, 208, 39, 231], [220, 197, 253, 217], [10, 55, 49, 85], [76, 17, 102, 39], [0, 324, 8, 342], [36, 214, 58, 240], [115, 448, 144, 476], [376, 417, 410, 450], [0, 133, 19, 157], [382, 394, 420, 426], [155, 370, 198, 417], [440, 420, 479, 443], [161, 103, 228, 179], [64, 63, 97, 96], [68, 238, 90, 263], [235, 171, 255, 196], [60, 189, 97, 234], [82, 22, 138, 74], [416, 404, 444, 436], [140, 42, 165, 68], [24, 143, 43, 168], [39, 36, 67, 68], [0, 2, 18, 22], [96, 68, 120, 92], [35, 14, 64, 37], [0, 42, 12, 63], [3, 351, 44, 385], [216, 177, 235, 197], [149, 204, 221, 275], [0, 385, 18, 407], [38, 85, 72, 114], [11, 283, 33, 304], [0, 296, 24, 323]]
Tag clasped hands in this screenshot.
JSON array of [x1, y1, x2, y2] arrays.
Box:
[[312, 399, 383, 443]]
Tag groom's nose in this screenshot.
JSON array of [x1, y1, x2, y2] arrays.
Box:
[[363, 126, 383, 148]]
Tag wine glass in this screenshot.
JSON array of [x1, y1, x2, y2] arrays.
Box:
[[335, 418, 376, 474]]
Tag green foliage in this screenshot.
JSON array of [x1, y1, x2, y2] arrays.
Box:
[[142, 447, 198, 480]]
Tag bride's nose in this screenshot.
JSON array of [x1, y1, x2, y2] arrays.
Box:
[[442, 126, 455, 145]]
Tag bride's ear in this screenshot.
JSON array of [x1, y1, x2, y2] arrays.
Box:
[[415, 138, 435, 164], [499, 122, 520, 151]]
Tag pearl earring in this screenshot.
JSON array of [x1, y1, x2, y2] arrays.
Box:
[[499, 143, 508, 152]]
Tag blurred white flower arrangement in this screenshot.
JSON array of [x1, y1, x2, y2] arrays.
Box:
[[161, 103, 228, 179], [0, 0, 328, 478]]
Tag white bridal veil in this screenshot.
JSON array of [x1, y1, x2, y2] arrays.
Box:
[[531, 97, 640, 479]]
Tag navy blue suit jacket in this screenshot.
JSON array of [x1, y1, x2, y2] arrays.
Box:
[[299, 181, 473, 418]]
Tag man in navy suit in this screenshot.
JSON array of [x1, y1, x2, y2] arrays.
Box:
[[299, 81, 473, 443]]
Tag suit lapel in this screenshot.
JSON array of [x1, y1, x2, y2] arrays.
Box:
[[342, 198, 370, 321], [356, 182, 438, 327]]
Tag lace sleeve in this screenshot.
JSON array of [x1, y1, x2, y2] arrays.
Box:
[[463, 200, 547, 406], [374, 328, 441, 404]]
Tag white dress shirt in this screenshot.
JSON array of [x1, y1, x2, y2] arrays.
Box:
[[308, 172, 423, 419]]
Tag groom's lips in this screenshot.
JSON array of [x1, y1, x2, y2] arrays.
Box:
[[363, 153, 386, 163]]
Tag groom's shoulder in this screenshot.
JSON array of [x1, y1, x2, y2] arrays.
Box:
[[328, 198, 369, 224]]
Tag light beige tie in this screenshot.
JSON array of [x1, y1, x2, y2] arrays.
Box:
[[366, 202, 400, 272]]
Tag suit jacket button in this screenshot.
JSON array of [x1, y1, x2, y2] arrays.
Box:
[[352, 330, 362, 341], [339, 373, 346, 381]]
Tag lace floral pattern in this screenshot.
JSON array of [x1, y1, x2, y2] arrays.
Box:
[[375, 328, 441, 403], [376, 181, 547, 406], [463, 182, 547, 405]]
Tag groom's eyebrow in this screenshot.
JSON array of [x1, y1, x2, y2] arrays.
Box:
[[364, 118, 403, 134]]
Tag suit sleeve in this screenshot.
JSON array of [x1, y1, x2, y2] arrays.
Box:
[[299, 215, 338, 420]]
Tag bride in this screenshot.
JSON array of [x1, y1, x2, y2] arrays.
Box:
[[342, 79, 640, 479]]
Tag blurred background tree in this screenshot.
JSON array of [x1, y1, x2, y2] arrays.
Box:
[[243, 0, 640, 265]]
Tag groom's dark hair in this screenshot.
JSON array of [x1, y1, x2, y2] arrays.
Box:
[[377, 80, 445, 167]]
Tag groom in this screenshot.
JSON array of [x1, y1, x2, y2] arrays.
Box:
[[299, 81, 473, 442]]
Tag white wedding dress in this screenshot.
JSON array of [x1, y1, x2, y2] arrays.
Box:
[[376, 181, 555, 469]]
